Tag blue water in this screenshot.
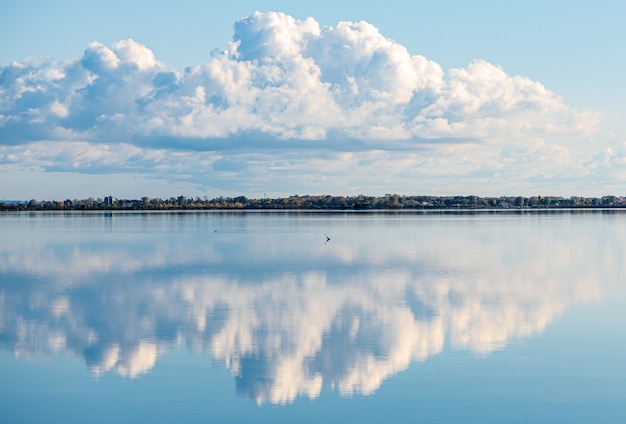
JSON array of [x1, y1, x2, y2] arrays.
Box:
[[1, 210, 625, 423]]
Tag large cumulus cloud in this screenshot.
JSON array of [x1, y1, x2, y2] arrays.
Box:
[[0, 11, 591, 145], [0, 11, 620, 197]]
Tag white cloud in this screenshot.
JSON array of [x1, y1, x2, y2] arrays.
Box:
[[0, 11, 597, 144], [0, 11, 621, 197]]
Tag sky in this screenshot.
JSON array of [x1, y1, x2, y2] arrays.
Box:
[[1, 0, 625, 200]]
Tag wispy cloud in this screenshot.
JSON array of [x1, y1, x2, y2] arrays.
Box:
[[0, 11, 621, 197]]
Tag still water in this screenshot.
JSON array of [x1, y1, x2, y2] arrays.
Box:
[[0, 210, 624, 423]]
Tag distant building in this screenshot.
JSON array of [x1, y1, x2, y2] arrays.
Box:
[[104, 196, 117, 206]]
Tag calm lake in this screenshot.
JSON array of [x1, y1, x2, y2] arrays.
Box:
[[1, 210, 625, 423]]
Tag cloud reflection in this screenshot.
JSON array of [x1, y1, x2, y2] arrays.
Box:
[[0, 213, 611, 404]]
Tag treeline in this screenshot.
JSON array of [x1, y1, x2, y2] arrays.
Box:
[[2, 194, 626, 211]]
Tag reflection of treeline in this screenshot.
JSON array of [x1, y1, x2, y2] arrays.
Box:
[[3, 194, 626, 210]]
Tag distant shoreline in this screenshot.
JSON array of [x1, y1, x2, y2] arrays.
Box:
[[2, 194, 626, 211]]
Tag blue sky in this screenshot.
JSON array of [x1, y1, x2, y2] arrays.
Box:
[[1, 0, 625, 199]]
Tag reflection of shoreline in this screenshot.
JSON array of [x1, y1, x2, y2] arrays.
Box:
[[0, 215, 610, 404]]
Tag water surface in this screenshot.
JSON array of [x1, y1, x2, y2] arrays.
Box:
[[1, 210, 624, 423]]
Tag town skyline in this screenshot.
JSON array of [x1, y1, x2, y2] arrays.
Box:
[[4, 193, 626, 211]]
